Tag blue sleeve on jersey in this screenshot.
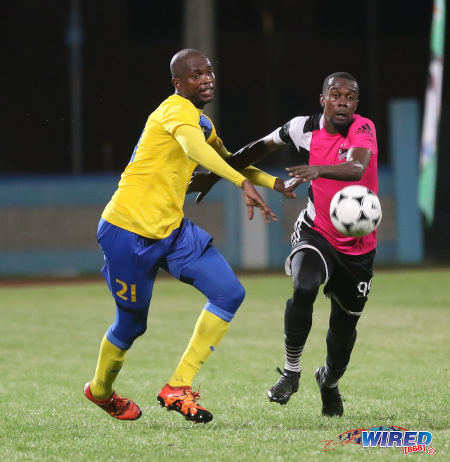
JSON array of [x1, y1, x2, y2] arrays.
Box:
[[199, 114, 213, 141]]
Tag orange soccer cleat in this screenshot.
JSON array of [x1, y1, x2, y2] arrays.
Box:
[[157, 384, 213, 423], [84, 382, 142, 420]]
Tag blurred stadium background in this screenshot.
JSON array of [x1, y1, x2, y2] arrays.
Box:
[[2, 0, 449, 277]]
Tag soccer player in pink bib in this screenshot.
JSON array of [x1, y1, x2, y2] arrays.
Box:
[[264, 72, 378, 416], [188, 71, 378, 417]]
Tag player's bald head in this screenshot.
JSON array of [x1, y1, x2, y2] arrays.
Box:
[[170, 49, 206, 79]]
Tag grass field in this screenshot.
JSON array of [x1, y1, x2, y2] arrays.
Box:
[[1, 268, 449, 461]]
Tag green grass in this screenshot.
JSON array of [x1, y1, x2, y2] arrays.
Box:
[[1, 269, 449, 461]]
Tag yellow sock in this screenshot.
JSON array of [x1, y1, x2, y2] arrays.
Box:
[[169, 310, 230, 387], [89, 336, 127, 400]]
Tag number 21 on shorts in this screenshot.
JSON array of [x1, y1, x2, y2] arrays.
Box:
[[115, 279, 137, 302]]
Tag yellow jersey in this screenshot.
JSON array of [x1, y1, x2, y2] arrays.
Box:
[[102, 94, 239, 239]]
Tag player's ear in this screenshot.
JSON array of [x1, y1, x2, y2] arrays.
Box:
[[172, 77, 182, 92], [319, 94, 325, 108]]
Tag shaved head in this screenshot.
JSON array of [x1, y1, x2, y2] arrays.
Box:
[[322, 72, 359, 95], [170, 49, 205, 79], [169, 49, 215, 109]]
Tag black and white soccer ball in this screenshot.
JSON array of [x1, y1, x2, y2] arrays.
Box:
[[329, 185, 382, 237]]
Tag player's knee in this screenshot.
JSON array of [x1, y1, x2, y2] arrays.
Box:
[[131, 323, 147, 339], [228, 281, 245, 310], [108, 323, 147, 350], [205, 283, 245, 322], [218, 281, 245, 315], [292, 280, 319, 306], [108, 303, 149, 349]]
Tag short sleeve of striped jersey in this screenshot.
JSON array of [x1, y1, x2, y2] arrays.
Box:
[[272, 116, 310, 151]]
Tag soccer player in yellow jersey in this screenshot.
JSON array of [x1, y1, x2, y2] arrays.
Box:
[[84, 49, 294, 423]]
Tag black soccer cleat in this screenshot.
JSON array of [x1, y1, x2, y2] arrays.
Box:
[[267, 367, 301, 405], [315, 366, 343, 417]]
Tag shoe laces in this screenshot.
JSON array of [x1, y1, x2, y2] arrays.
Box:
[[166, 388, 201, 416], [109, 393, 130, 416], [276, 367, 300, 378]]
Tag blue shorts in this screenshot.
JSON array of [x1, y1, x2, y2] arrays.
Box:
[[97, 218, 244, 317]]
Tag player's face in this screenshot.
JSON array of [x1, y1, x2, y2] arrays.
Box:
[[173, 55, 215, 109], [320, 78, 359, 133]]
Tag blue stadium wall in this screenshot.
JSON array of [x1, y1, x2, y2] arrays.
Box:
[[0, 100, 422, 276], [0, 170, 419, 276]]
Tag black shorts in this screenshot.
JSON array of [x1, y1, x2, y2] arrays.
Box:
[[285, 225, 376, 316]]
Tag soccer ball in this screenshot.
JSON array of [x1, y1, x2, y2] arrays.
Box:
[[329, 185, 382, 237]]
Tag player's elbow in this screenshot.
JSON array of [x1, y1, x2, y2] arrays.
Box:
[[349, 161, 366, 181]]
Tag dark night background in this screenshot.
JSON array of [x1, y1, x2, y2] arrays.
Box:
[[3, 0, 450, 260]]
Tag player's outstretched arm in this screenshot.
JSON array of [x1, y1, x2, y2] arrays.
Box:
[[187, 136, 281, 203], [223, 138, 277, 170], [175, 125, 277, 223], [175, 125, 247, 187], [286, 147, 371, 183]]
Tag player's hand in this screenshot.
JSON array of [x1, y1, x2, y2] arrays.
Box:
[[187, 171, 220, 203], [273, 177, 300, 198], [285, 165, 321, 182], [241, 179, 277, 224]]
